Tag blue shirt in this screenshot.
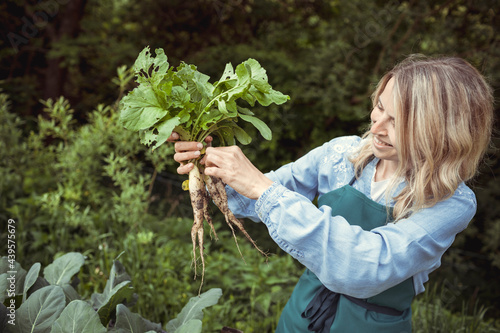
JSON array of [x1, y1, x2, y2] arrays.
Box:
[[227, 136, 476, 298]]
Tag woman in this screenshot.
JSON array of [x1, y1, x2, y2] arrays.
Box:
[[170, 55, 494, 332]]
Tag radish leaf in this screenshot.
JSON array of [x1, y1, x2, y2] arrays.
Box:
[[238, 114, 272, 140], [120, 46, 289, 148]]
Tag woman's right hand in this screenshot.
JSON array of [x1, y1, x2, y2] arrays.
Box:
[[167, 132, 212, 175]]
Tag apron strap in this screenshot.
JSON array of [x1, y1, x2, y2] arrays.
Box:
[[343, 293, 404, 316], [349, 156, 375, 187], [301, 285, 404, 333]]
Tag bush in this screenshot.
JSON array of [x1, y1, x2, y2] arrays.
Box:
[[412, 282, 500, 332]]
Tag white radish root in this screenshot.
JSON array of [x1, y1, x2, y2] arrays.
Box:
[[188, 164, 210, 294], [205, 175, 268, 260], [187, 163, 267, 294]]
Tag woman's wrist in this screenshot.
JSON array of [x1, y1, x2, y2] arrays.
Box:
[[253, 176, 275, 200]]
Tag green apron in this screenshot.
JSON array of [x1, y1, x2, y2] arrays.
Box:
[[276, 179, 415, 333]]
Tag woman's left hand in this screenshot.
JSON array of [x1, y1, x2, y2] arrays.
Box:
[[203, 146, 274, 200]]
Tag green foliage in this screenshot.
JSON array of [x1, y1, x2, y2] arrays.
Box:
[[0, 253, 222, 333], [165, 288, 222, 332], [52, 300, 107, 333], [412, 283, 500, 333], [0, 90, 26, 211], [202, 236, 301, 332], [13, 285, 66, 333], [2, 68, 176, 264], [120, 46, 289, 150]]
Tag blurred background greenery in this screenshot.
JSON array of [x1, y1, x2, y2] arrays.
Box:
[[0, 0, 499, 332]]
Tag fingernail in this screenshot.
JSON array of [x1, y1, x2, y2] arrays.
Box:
[[194, 151, 200, 156], [197, 143, 203, 149]]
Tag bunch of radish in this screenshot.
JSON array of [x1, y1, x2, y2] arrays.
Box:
[[119, 47, 289, 292]]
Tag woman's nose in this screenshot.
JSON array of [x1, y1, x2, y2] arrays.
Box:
[[370, 115, 387, 136]]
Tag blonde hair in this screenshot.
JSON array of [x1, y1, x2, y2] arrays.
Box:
[[351, 55, 494, 221]]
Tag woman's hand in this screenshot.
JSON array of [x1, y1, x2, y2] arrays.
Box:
[[168, 132, 272, 199], [203, 146, 273, 200], [168, 133, 212, 175]]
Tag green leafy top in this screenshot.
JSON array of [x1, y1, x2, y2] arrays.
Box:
[[119, 46, 289, 150]]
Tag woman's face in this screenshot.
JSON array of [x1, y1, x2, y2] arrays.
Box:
[[370, 78, 399, 164]]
